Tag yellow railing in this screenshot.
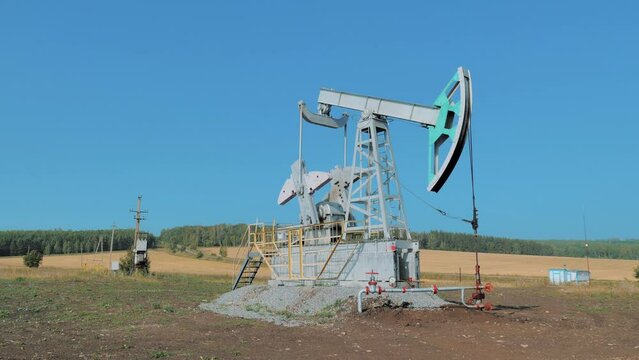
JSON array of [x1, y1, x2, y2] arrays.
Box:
[[247, 221, 351, 281], [232, 226, 251, 279]]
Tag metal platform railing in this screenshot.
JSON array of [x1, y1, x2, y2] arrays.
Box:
[[246, 221, 358, 281]]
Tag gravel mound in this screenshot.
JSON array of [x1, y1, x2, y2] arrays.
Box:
[[200, 285, 448, 326]]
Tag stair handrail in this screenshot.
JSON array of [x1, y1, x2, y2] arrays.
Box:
[[232, 225, 251, 279]]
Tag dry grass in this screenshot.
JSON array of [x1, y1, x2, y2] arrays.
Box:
[[0, 248, 270, 279], [420, 249, 637, 281], [0, 247, 636, 281]]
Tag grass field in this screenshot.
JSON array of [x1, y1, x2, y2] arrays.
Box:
[[1, 247, 636, 281], [1, 266, 638, 359], [0, 269, 241, 359], [1, 247, 638, 359]]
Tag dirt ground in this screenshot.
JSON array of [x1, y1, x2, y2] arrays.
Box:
[[1, 270, 638, 360], [125, 291, 639, 360]]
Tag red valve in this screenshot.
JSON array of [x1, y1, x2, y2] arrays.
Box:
[[484, 283, 494, 293], [367, 270, 378, 286], [402, 286, 407, 293], [466, 298, 474, 305], [484, 302, 493, 311], [365, 286, 370, 295], [378, 286, 383, 294], [432, 284, 438, 294]]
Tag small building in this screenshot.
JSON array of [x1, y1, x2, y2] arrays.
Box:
[[548, 268, 590, 285]]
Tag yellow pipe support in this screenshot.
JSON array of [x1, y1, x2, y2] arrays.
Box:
[[287, 231, 292, 278], [316, 235, 342, 279], [252, 239, 279, 280], [298, 227, 304, 278], [328, 241, 360, 281]]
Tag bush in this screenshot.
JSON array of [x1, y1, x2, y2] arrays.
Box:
[[195, 250, 203, 258], [634, 264, 639, 280], [23, 250, 43, 268], [219, 245, 227, 258], [119, 251, 134, 274], [119, 250, 151, 275]]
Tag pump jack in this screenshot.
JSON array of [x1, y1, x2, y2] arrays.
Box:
[[235, 67, 491, 310]]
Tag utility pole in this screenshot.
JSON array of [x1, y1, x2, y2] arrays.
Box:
[[109, 222, 115, 269], [129, 195, 148, 270], [95, 235, 104, 257], [582, 207, 591, 278], [130, 196, 147, 249]]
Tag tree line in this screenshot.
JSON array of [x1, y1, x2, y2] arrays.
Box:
[[159, 225, 639, 260], [158, 224, 246, 249], [0, 229, 157, 256], [1, 225, 637, 261], [414, 230, 639, 259]]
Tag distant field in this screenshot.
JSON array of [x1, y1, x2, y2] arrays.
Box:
[[421, 249, 638, 280], [0, 248, 249, 278], [0, 247, 636, 281]]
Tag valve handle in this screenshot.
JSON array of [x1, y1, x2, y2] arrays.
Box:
[[484, 283, 494, 293]]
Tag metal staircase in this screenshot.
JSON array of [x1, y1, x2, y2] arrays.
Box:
[[232, 252, 263, 290]]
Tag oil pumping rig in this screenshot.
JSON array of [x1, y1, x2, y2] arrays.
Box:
[[234, 67, 491, 309]]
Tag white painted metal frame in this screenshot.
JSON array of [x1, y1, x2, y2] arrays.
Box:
[[344, 113, 410, 241]]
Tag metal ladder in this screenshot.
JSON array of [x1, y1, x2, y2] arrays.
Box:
[[232, 252, 263, 290]]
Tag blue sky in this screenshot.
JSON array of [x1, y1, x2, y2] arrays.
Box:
[[0, 1, 637, 240]]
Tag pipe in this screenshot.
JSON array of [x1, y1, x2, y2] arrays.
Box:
[[357, 285, 489, 313], [357, 288, 366, 313]]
